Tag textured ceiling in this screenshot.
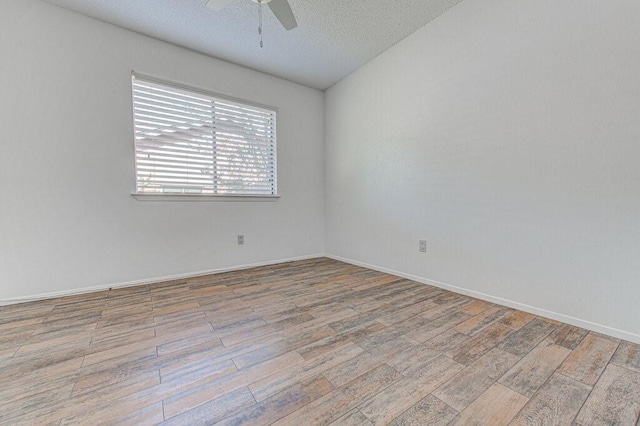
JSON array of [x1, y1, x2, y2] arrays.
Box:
[[41, 0, 463, 90]]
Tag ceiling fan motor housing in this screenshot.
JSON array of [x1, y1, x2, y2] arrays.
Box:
[[206, 0, 297, 32]]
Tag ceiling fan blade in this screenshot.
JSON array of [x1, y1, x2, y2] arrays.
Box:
[[268, 0, 297, 31], [205, 0, 235, 11]]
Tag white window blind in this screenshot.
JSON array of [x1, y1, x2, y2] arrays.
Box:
[[131, 74, 277, 196]]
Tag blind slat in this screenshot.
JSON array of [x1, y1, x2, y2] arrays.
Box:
[[132, 102, 274, 128], [135, 113, 273, 140], [133, 82, 275, 117], [133, 119, 275, 141], [134, 124, 274, 145], [135, 145, 275, 161], [139, 180, 276, 190], [135, 139, 275, 154], [137, 164, 274, 175], [136, 150, 271, 163], [132, 88, 274, 125]]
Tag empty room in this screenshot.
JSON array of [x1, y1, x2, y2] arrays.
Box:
[[1, 0, 639, 424]]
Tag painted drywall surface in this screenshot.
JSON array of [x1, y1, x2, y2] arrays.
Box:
[[325, 0, 640, 337], [0, 0, 324, 300]]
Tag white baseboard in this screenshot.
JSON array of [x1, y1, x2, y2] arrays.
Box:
[[326, 254, 640, 345], [4, 252, 639, 345], [0, 254, 324, 306]]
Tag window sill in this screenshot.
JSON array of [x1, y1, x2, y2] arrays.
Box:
[[131, 193, 280, 202]]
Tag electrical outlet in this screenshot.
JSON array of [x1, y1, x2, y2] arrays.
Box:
[[237, 235, 245, 245], [419, 240, 427, 253]]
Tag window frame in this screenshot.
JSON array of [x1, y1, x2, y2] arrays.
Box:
[[130, 72, 280, 202]]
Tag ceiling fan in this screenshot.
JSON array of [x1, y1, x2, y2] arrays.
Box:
[[206, 0, 298, 47]]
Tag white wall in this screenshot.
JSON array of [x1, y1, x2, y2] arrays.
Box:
[[325, 0, 640, 341], [0, 0, 325, 301]]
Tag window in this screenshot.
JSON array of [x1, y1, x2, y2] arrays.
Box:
[[131, 73, 277, 197]]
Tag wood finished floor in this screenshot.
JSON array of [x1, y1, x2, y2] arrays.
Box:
[[1, 258, 639, 425]]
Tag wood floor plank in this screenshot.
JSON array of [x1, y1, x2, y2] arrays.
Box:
[[557, 332, 620, 385], [0, 316, 44, 333], [387, 330, 468, 376], [154, 312, 212, 336], [13, 331, 93, 357], [0, 347, 17, 361], [89, 327, 157, 350], [111, 401, 165, 426], [453, 306, 509, 336], [298, 321, 385, 360], [152, 301, 201, 318], [58, 398, 164, 425], [220, 323, 282, 348], [81, 323, 213, 367], [283, 324, 337, 350], [458, 299, 493, 316], [161, 387, 256, 425], [327, 336, 414, 387], [496, 309, 535, 330], [446, 323, 514, 366], [511, 373, 592, 426], [0, 348, 87, 381], [0, 357, 85, 405], [498, 339, 571, 398], [611, 340, 640, 373], [355, 312, 466, 350], [248, 343, 363, 402], [0, 301, 55, 323], [214, 375, 333, 425], [272, 364, 401, 426], [574, 363, 640, 425], [398, 309, 470, 345], [14, 373, 161, 425], [157, 328, 219, 357], [181, 334, 285, 371], [161, 358, 237, 388], [387, 394, 458, 426], [547, 323, 589, 350], [414, 329, 469, 353], [231, 341, 296, 370], [0, 383, 74, 423], [71, 348, 159, 396], [497, 318, 557, 357], [452, 383, 528, 426], [329, 409, 374, 426], [433, 347, 520, 412], [375, 298, 440, 326], [46, 356, 227, 424], [163, 351, 304, 419], [359, 355, 463, 425]]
